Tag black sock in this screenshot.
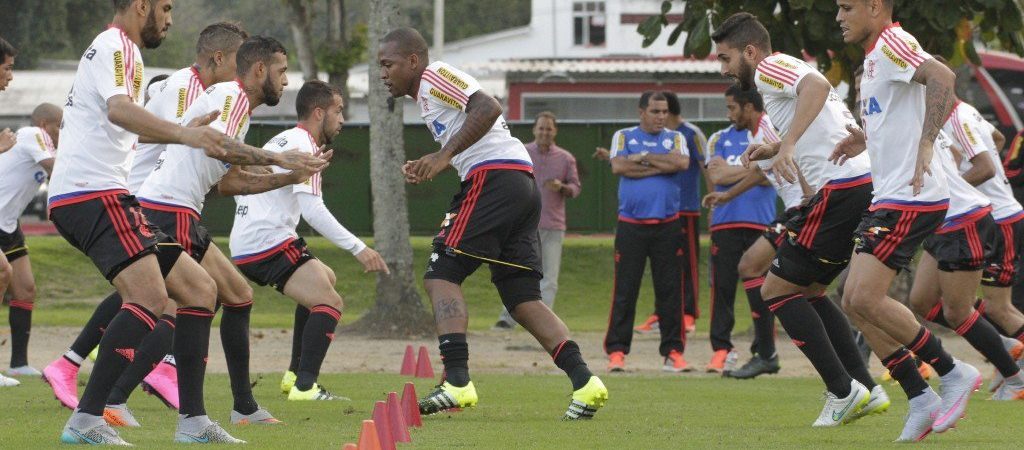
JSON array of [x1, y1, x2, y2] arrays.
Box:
[[908, 326, 955, 376], [69, 292, 123, 359], [743, 277, 776, 358], [289, 305, 309, 373], [551, 340, 592, 390], [8, 300, 33, 368], [766, 294, 852, 396], [973, 298, 1008, 335], [108, 315, 174, 405], [1014, 325, 1024, 344], [882, 347, 929, 400], [954, 310, 1021, 377], [807, 296, 876, 390], [438, 333, 469, 387], [220, 301, 257, 414], [175, 307, 214, 418], [922, 302, 952, 328], [295, 305, 340, 391], [77, 303, 157, 416]]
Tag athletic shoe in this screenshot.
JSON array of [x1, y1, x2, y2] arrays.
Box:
[[0, 373, 20, 387], [607, 351, 625, 372], [103, 403, 141, 427], [662, 350, 690, 372], [918, 362, 934, 380], [849, 384, 891, 421], [880, 368, 894, 383], [991, 372, 1024, 401], [933, 360, 982, 433], [811, 379, 870, 427], [895, 389, 941, 442], [61, 412, 131, 445], [491, 320, 514, 330], [141, 361, 179, 410], [288, 383, 350, 401], [231, 408, 282, 425], [6, 365, 41, 377], [42, 357, 79, 409], [563, 376, 608, 420], [87, 346, 99, 362], [280, 370, 296, 394], [419, 381, 478, 415], [988, 338, 1023, 393], [684, 314, 696, 334], [706, 349, 729, 373], [727, 354, 780, 379], [722, 350, 739, 376], [174, 415, 245, 444], [633, 314, 659, 334]]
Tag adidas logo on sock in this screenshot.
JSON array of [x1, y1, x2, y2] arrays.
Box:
[[115, 348, 135, 362]]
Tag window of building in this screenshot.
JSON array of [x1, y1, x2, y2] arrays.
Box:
[[523, 93, 728, 122], [573, 1, 606, 47]]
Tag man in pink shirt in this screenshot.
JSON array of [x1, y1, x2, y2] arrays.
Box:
[[494, 112, 581, 329]]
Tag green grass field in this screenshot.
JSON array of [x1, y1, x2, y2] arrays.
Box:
[[0, 373, 1018, 448]]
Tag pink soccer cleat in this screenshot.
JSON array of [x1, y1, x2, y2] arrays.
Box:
[[42, 358, 80, 410], [141, 361, 179, 410]]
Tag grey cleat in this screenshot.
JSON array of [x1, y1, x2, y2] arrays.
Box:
[[174, 415, 246, 444], [727, 354, 781, 379], [231, 408, 282, 425], [60, 411, 132, 445], [6, 365, 41, 377], [103, 403, 142, 427]]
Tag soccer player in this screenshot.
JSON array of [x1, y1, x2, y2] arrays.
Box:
[[0, 104, 59, 381], [834, 0, 981, 439], [42, 21, 249, 417], [232, 79, 387, 401], [603, 91, 690, 373], [48, 1, 323, 444], [0, 35, 19, 388], [713, 11, 888, 427], [702, 86, 779, 374], [378, 27, 608, 419]]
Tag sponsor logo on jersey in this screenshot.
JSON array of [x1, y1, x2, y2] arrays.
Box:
[[432, 119, 447, 137], [113, 51, 125, 87], [642, 140, 657, 147], [962, 123, 978, 145], [132, 62, 143, 100], [880, 45, 908, 69], [628, 138, 639, 146], [436, 67, 469, 90], [758, 72, 784, 90], [35, 134, 47, 151], [221, 95, 234, 122], [235, 115, 248, 137], [235, 205, 248, 217], [34, 171, 46, 183], [176, 88, 187, 118], [429, 87, 463, 110], [772, 58, 798, 70], [860, 97, 882, 117]]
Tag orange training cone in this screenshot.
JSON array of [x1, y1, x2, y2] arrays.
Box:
[[342, 444, 357, 450], [372, 401, 396, 450], [400, 345, 416, 376], [401, 382, 422, 427], [415, 346, 434, 378], [356, 420, 381, 450], [387, 392, 411, 442]]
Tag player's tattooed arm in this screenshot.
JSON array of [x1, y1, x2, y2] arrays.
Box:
[[404, 91, 505, 183], [217, 164, 320, 196], [215, 140, 329, 172], [910, 59, 956, 194]]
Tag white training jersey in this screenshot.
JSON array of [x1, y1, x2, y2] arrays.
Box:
[[136, 80, 251, 214], [751, 114, 803, 209], [229, 126, 321, 258], [48, 26, 145, 204], [127, 66, 207, 193], [859, 23, 949, 209], [943, 101, 1023, 221], [755, 52, 872, 192], [416, 61, 532, 180], [0, 127, 55, 232], [934, 131, 990, 219]]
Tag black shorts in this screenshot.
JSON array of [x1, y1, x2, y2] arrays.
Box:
[[49, 191, 181, 281], [983, 215, 1024, 287], [924, 211, 997, 272], [853, 205, 946, 272], [140, 202, 212, 262], [0, 224, 27, 262], [770, 181, 872, 286], [764, 207, 799, 249], [235, 237, 314, 293], [425, 168, 542, 310]]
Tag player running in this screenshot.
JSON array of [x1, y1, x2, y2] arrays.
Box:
[[0, 36, 18, 388], [378, 27, 607, 419]]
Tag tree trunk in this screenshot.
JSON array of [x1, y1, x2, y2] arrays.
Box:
[[347, 0, 433, 337], [284, 0, 318, 81], [325, 0, 350, 101]]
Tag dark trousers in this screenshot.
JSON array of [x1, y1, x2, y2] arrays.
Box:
[[680, 213, 701, 318], [709, 227, 763, 351], [604, 219, 684, 357]]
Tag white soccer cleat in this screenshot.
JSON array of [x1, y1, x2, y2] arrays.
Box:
[[933, 360, 982, 433], [812, 380, 870, 427], [849, 384, 891, 421], [0, 373, 20, 387], [896, 389, 941, 442], [6, 365, 41, 377]]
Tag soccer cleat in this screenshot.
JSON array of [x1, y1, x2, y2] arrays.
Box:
[[418, 381, 478, 415], [633, 314, 659, 334], [727, 354, 780, 379], [990, 373, 1024, 401], [880, 368, 894, 383], [61, 413, 131, 446], [706, 349, 729, 373], [684, 314, 696, 334], [607, 351, 625, 372], [722, 350, 739, 376], [288, 383, 350, 401], [175, 415, 246, 444], [87, 346, 99, 362], [563, 376, 608, 420], [932, 360, 982, 433], [141, 361, 179, 410], [896, 389, 941, 442], [811, 380, 870, 427], [280, 370, 296, 394], [988, 339, 1023, 393], [231, 408, 282, 425], [103, 404, 141, 427], [662, 350, 691, 373], [0, 373, 20, 387], [42, 357, 79, 409], [6, 365, 41, 377], [849, 384, 891, 421]]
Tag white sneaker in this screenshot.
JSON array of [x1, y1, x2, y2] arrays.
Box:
[[0, 373, 20, 387], [896, 389, 941, 442], [6, 365, 41, 377], [812, 379, 870, 427], [849, 384, 890, 421], [933, 360, 982, 433]]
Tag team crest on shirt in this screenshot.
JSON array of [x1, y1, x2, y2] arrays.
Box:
[[866, 59, 876, 80], [662, 138, 673, 150]]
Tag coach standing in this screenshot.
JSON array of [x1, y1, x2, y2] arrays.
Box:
[[494, 112, 581, 329], [604, 92, 690, 373]]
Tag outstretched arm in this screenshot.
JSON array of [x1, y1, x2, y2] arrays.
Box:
[[218, 165, 310, 196]]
